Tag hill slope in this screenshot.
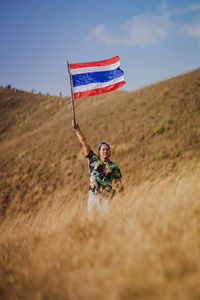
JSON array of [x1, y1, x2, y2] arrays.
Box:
[[0, 69, 200, 300], [0, 68, 200, 215]]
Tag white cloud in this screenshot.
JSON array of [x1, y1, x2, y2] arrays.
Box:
[[86, 25, 120, 45], [86, 8, 173, 47], [173, 3, 200, 15], [121, 11, 173, 47], [182, 15, 200, 46], [182, 16, 200, 38], [189, 4, 200, 12], [86, 2, 200, 48]]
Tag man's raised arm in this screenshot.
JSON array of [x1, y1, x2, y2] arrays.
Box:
[[72, 121, 90, 156]]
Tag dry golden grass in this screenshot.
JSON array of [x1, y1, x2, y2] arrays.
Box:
[[1, 69, 200, 215], [0, 68, 200, 299], [0, 166, 200, 300]]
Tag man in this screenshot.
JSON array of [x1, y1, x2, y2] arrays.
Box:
[[72, 120, 124, 212]]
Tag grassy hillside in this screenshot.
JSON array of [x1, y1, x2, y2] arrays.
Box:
[[0, 69, 200, 300], [0, 68, 200, 215]]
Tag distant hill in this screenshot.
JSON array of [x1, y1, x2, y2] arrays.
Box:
[[0, 68, 200, 216]]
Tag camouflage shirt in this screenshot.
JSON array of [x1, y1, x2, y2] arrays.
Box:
[[86, 150, 122, 195]]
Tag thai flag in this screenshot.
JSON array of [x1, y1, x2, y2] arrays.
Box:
[[67, 56, 126, 99]]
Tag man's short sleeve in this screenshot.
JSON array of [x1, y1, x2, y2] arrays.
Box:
[[113, 164, 122, 179], [85, 150, 98, 160]]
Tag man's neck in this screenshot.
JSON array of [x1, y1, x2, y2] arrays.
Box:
[[100, 157, 108, 162]]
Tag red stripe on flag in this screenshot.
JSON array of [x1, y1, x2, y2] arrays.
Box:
[[70, 56, 119, 70], [73, 81, 126, 98]]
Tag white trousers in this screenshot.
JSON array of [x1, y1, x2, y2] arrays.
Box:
[[88, 191, 111, 213]]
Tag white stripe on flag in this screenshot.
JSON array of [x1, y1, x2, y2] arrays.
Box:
[[73, 75, 125, 93], [70, 62, 120, 75]]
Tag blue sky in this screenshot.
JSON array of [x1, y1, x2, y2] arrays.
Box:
[[0, 0, 200, 96]]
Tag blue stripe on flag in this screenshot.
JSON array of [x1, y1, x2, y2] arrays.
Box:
[[72, 67, 124, 87]]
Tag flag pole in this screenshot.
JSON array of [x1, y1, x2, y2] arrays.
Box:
[[67, 60, 76, 124]]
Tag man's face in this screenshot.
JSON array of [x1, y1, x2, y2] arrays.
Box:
[[99, 144, 110, 160]]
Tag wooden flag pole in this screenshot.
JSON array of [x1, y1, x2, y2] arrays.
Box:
[[67, 60, 76, 124]]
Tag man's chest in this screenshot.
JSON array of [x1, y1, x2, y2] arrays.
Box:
[[89, 159, 113, 175]]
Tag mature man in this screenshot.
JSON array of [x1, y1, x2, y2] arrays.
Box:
[[72, 121, 124, 212]]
